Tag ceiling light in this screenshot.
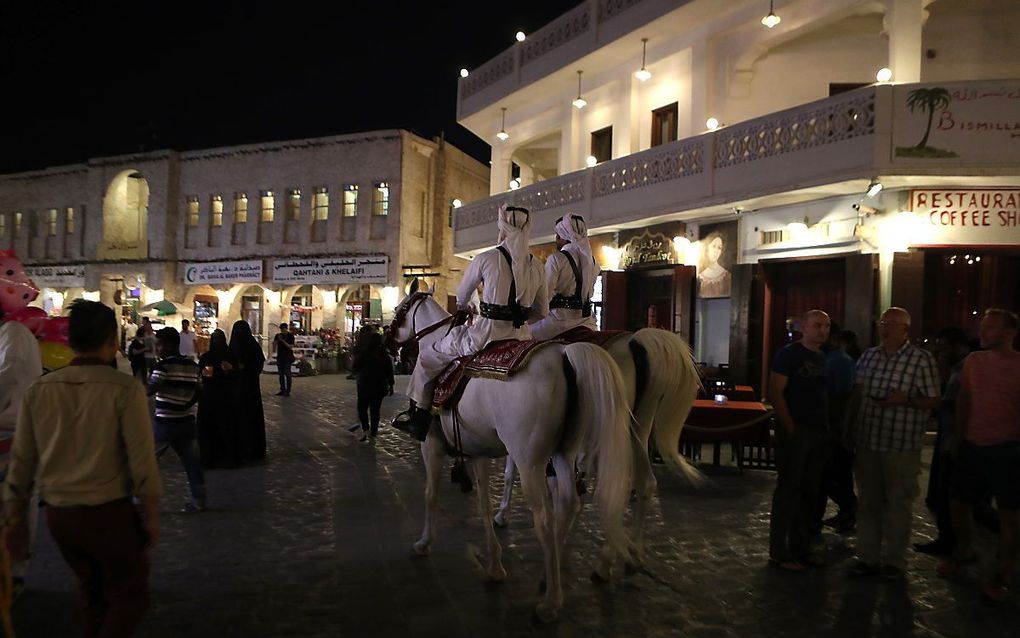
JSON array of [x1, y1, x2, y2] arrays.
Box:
[[635, 38, 652, 82], [586, 155, 598, 168], [706, 117, 720, 131], [516, 31, 526, 42], [496, 107, 510, 142], [460, 68, 469, 78], [876, 67, 893, 83], [761, 0, 781, 28], [787, 221, 808, 233], [866, 178, 883, 198], [572, 70, 587, 109]]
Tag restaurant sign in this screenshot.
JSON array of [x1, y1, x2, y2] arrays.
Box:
[[184, 260, 263, 285], [24, 265, 86, 288], [907, 188, 1020, 245], [272, 256, 389, 285]]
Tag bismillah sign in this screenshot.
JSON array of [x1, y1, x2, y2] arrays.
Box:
[[908, 188, 1020, 245], [272, 256, 389, 285]]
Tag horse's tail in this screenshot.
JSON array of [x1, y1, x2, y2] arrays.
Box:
[[563, 342, 633, 564], [632, 328, 706, 487]]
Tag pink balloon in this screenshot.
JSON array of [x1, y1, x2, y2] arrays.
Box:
[[39, 316, 70, 345], [7, 306, 48, 335], [0, 250, 40, 314]]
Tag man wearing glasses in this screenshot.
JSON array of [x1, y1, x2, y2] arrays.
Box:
[[846, 307, 941, 580]]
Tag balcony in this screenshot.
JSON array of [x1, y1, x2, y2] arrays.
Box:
[[458, 0, 684, 119], [453, 79, 1020, 254]]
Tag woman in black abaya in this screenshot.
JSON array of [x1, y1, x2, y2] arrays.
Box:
[[229, 320, 267, 461], [198, 329, 241, 468]]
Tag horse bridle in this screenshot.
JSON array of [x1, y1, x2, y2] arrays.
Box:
[[386, 292, 452, 349]]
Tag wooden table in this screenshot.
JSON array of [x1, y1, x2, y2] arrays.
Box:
[[680, 398, 774, 469]]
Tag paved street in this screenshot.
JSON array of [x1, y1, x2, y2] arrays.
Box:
[[11, 373, 1020, 638]]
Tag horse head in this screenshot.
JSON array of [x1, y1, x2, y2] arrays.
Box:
[[386, 292, 449, 349]]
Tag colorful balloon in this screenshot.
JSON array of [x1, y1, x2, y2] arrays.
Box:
[[0, 250, 39, 315], [38, 340, 74, 372]]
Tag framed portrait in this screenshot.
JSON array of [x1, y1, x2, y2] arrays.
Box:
[[696, 220, 738, 299]]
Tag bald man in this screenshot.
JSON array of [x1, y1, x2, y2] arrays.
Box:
[[846, 307, 940, 580]]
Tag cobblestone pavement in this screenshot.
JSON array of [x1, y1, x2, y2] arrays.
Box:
[[12, 374, 1020, 637]]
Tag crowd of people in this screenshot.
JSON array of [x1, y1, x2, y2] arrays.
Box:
[[767, 305, 1020, 602]]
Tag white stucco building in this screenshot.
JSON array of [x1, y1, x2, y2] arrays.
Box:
[[453, 0, 1020, 388], [0, 130, 488, 348]]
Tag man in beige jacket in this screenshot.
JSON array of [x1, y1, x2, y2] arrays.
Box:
[[3, 300, 161, 637]]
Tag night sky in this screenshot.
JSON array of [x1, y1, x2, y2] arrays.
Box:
[[0, 0, 578, 174]]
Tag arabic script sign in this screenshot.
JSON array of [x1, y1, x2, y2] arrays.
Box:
[[184, 260, 264, 284], [24, 265, 86, 288], [272, 256, 389, 285]]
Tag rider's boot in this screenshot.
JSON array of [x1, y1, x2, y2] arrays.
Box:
[[392, 399, 432, 442]]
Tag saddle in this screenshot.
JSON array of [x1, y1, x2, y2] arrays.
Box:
[[431, 329, 629, 408]]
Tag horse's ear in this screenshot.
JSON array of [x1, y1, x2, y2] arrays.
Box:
[[408, 278, 420, 295]]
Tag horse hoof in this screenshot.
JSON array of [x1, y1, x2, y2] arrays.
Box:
[[590, 568, 610, 584], [493, 515, 508, 529], [533, 603, 559, 624], [412, 541, 431, 556]]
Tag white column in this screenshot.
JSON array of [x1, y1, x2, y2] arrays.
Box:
[[614, 71, 637, 158], [558, 104, 581, 175], [689, 39, 712, 137], [489, 141, 512, 196], [887, 0, 923, 83]]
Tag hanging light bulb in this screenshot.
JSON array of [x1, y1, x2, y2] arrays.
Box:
[[572, 70, 587, 109], [761, 0, 781, 28], [634, 38, 652, 82], [496, 107, 510, 142]]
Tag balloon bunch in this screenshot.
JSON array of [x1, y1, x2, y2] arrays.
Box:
[[0, 250, 74, 371]]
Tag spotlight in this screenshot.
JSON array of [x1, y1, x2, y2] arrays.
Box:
[[866, 178, 883, 198]]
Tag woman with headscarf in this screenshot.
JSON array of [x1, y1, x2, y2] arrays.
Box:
[[229, 320, 267, 461], [351, 327, 394, 441], [394, 203, 548, 441], [198, 329, 241, 468], [530, 213, 598, 340]]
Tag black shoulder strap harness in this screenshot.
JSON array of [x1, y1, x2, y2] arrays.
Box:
[[478, 246, 529, 328], [549, 250, 595, 318]]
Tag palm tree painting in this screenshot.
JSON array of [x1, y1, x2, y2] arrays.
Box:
[[896, 87, 958, 158]]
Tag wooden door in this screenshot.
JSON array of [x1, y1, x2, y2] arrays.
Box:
[[602, 271, 628, 330], [672, 265, 696, 343]]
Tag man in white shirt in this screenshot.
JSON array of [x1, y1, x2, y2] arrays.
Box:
[[179, 319, 197, 360], [394, 204, 548, 441], [531, 214, 599, 340]]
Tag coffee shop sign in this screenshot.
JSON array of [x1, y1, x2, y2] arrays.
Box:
[[907, 188, 1020, 245]]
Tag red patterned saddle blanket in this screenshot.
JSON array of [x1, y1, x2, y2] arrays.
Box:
[[433, 339, 556, 407]]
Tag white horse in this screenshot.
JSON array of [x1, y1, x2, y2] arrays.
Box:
[[494, 328, 703, 567], [387, 293, 634, 622]]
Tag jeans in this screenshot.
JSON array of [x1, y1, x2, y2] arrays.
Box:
[[278, 360, 294, 394], [854, 448, 921, 569], [155, 417, 207, 503], [769, 425, 827, 562]]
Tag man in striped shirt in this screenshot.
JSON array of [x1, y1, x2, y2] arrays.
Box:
[[148, 327, 207, 513]]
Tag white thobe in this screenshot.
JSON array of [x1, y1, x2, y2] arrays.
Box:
[[530, 246, 598, 340], [406, 248, 547, 405], [0, 321, 43, 463]]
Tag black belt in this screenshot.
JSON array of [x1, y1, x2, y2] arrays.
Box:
[[479, 301, 529, 327], [549, 294, 590, 312]]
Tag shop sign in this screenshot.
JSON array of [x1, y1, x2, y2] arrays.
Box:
[[23, 265, 86, 288], [184, 260, 263, 285], [893, 81, 1020, 164], [272, 256, 389, 285], [97, 240, 148, 260], [908, 188, 1020, 245], [620, 230, 674, 269]]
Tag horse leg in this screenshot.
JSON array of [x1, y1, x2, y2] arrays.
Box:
[[414, 432, 445, 556], [470, 458, 507, 581], [518, 464, 561, 623], [493, 456, 516, 528], [550, 453, 581, 573], [627, 429, 657, 571]]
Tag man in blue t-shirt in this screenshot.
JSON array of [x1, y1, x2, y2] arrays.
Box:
[[768, 309, 830, 572]]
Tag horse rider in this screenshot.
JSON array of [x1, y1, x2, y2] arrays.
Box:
[[530, 214, 599, 341], [393, 204, 549, 441]]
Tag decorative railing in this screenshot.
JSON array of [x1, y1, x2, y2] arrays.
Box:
[[461, 49, 516, 99], [521, 3, 592, 66], [597, 0, 648, 23], [714, 90, 875, 168], [592, 139, 704, 198], [456, 87, 880, 234]]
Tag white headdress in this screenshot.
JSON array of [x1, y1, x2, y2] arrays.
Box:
[[555, 214, 597, 299], [496, 203, 539, 304]]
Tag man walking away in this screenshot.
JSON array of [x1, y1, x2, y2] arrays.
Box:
[[846, 307, 940, 581], [940, 309, 1020, 601], [768, 309, 831, 572], [3, 300, 161, 637], [149, 327, 207, 513], [273, 322, 295, 396]]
